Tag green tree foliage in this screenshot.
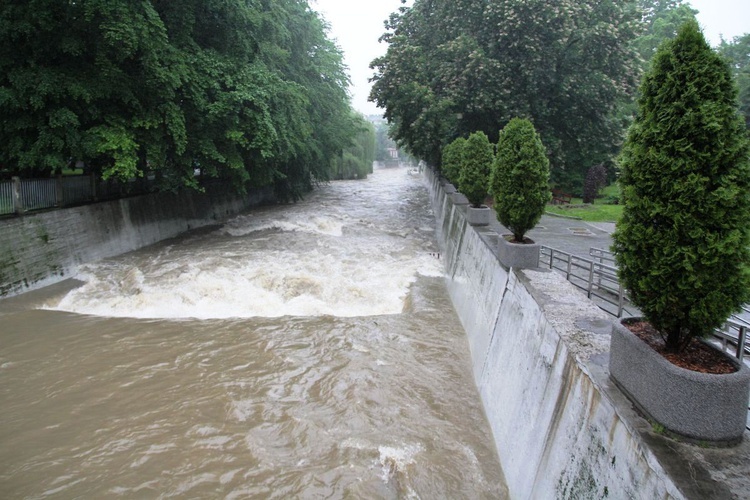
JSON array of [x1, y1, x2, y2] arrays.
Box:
[[332, 114, 375, 180], [374, 120, 398, 162], [633, 0, 698, 69], [440, 137, 466, 186], [611, 1, 698, 134], [612, 21, 750, 352], [0, 0, 354, 199], [719, 33, 750, 129], [491, 118, 550, 242], [370, 0, 641, 190], [458, 131, 492, 207]]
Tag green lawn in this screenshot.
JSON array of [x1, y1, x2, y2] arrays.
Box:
[[546, 201, 623, 222], [546, 183, 623, 222]]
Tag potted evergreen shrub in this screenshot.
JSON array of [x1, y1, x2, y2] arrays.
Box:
[[458, 131, 493, 225], [491, 118, 550, 268], [441, 137, 469, 204], [610, 21, 750, 444]]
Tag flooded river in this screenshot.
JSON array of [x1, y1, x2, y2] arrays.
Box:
[[0, 167, 507, 498]]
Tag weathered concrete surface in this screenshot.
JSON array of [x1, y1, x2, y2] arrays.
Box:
[[611, 319, 750, 444], [425, 168, 750, 499], [0, 184, 274, 298]]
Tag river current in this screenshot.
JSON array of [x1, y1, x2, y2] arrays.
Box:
[[0, 166, 507, 498]]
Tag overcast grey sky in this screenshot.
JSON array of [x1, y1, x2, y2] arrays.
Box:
[[312, 0, 750, 116]]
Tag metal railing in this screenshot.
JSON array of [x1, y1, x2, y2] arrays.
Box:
[[19, 178, 57, 212], [0, 179, 13, 214], [0, 174, 156, 216], [540, 245, 750, 362], [61, 175, 94, 206], [581, 247, 750, 430], [540, 246, 630, 318]]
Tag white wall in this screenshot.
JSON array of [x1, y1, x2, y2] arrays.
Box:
[[426, 169, 683, 499], [0, 185, 274, 297]]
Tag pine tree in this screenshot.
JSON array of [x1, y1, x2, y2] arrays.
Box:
[[457, 131, 493, 207], [491, 118, 550, 242], [612, 21, 750, 352]]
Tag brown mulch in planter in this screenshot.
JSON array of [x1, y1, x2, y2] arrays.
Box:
[[501, 234, 534, 244], [625, 320, 738, 375]]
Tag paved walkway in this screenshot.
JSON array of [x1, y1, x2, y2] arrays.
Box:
[[490, 212, 615, 260]]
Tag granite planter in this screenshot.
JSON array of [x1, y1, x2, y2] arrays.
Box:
[[449, 191, 470, 205], [442, 182, 457, 194], [497, 234, 540, 269], [466, 205, 490, 226], [610, 317, 750, 445]]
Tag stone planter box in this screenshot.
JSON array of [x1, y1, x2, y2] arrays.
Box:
[[442, 182, 457, 194], [449, 192, 469, 205], [466, 205, 490, 226], [497, 234, 540, 269], [610, 317, 750, 445]]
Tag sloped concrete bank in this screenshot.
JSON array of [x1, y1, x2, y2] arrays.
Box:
[[424, 168, 687, 498], [0, 184, 274, 297]]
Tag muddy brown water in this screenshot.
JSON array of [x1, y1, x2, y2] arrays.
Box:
[[0, 167, 507, 498]]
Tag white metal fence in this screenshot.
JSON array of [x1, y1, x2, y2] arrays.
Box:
[[18, 178, 57, 212], [0, 175, 155, 216], [0, 179, 13, 214]]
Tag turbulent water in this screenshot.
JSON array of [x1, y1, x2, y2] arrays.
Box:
[[0, 166, 507, 498]]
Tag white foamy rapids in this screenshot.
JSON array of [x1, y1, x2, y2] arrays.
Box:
[[222, 214, 344, 237], [50, 247, 442, 319], [379, 443, 424, 485], [48, 168, 443, 319]]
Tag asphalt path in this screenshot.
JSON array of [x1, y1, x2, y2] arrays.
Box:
[[490, 212, 616, 259]]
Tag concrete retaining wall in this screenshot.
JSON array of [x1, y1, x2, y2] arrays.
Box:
[[0, 184, 275, 297], [425, 169, 684, 499]]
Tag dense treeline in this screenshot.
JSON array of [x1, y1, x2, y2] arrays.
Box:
[[332, 113, 376, 180], [0, 0, 357, 200], [370, 0, 750, 194], [370, 0, 643, 191], [719, 33, 750, 130]]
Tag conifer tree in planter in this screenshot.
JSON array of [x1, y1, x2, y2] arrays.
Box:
[[491, 118, 550, 268], [441, 137, 469, 204], [458, 131, 493, 225], [441, 137, 466, 187], [610, 21, 750, 444]]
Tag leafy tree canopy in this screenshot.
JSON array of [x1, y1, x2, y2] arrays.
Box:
[[370, 0, 642, 191], [332, 113, 375, 180], [0, 0, 355, 199], [718, 33, 750, 129], [633, 0, 698, 69]]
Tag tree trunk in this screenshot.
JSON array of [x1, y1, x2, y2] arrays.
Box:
[[665, 326, 682, 352]]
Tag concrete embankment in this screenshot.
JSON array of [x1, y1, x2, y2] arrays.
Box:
[[425, 168, 689, 498], [0, 184, 274, 297]]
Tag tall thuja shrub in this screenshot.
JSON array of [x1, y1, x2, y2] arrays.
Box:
[[441, 137, 466, 186], [491, 118, 551, 242], [612, 21, 750, 352], [458, 131, 493, 207]]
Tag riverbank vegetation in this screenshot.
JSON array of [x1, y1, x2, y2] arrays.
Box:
[[370, 0, 750, 196], [331, 114, 376, 180], [0, 0, 361, 200]]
